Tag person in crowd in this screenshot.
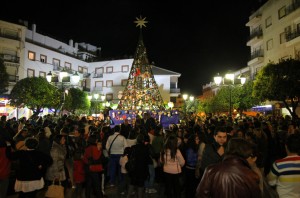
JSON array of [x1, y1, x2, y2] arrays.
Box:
[[73, 145, 85, 198], [120, 119, 132, 139], [13, 127, 29, 150], [83, 134, 103, 198], [45, 135, 67, 187], [200, 126, 227, 178], [119, 146, 131, 196], [144, 134, 157, 194], [151, 125, 164, 183], [185, 134, 201, 198], [267, 133, 300, 197], [60, 126, 76, 188], [160, 134, 185, 198], [196, 138, 261, 198], [106, 125, 128, 187], [0, 128, 12, 198], [127, 134, 151, 198], [7, 137, 53, 198]]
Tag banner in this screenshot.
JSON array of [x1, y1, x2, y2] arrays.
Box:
[[109, 110, 180, 129]]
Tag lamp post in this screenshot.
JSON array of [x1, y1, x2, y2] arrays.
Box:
[[46, 69, 80, 115], [214, 72, 246, 118]]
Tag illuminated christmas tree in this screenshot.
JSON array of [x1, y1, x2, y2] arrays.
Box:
[[117, 16, 164, 110]]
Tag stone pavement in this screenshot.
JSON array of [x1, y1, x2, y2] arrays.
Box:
[[7, 182, 166, 198]]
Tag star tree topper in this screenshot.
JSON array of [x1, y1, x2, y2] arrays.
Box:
[[134, 16, 148, 29]]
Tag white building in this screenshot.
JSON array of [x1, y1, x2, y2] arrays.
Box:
[[246, 0, 300, 77], [0, 19, 181, 116]]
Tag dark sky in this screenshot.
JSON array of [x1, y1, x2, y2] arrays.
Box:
[[1, 0, 266, 96]]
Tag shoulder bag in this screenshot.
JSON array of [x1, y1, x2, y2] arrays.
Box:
[[108, 134, 119, 156]]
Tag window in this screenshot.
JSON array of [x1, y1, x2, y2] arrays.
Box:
[[78, 66, 83, 73], [82, 67, 88, 74], [95, 67, 104, 77], [278, 6, 286, 19], [106, 66, 113, 73], [53, 58, 60, 70], [27, 69, 35, 77], [40, 54, 47, 63], [106, 93, 113, 101], [121, 79, 128, 86], [267, 39, 273, 50], [28, 51, 35, 60], [280, 32, 286, 44], [265, 16, 272, 28], [39, 71, 46, 78], [106, 80, 113, 87], [95, 81, 103, 87], [65, 62, 71, 70], [122, 65, 129, 72]]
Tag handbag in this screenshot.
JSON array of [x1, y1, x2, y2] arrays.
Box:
[[45, 180, 64, 198]]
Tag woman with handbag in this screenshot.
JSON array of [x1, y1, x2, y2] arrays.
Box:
[[7, 137, 53, 198], [45, 135, 67, 188], [83, 134, 103, 198]]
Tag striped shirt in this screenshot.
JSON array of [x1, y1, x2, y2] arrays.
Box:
[[267, 155, 300, 198]]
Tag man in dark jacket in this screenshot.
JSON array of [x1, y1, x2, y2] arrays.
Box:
[[196, 138, 261, 198], [200, 126, 227, 176]]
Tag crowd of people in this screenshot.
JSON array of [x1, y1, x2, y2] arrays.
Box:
[[0, 111, 299, 198]]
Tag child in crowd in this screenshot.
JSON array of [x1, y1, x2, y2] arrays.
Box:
[[119, 147, 131, 195]]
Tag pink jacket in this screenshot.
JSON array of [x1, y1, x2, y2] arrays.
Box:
[[162, 149, 185, 174]]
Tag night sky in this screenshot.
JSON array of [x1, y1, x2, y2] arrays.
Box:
[[1, 0, 266, 96]]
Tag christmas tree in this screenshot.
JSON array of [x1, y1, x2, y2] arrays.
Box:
[[117, 16, 164, 110]]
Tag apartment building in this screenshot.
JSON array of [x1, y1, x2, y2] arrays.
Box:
[[0, 19, 181, 117]]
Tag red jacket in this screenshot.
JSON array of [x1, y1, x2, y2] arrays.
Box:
[[73, 159, 85, 183], [83, 145, 103, 172], [0, 147, 11, 180]]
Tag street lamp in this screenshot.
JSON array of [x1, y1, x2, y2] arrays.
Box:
[[46, 69, 80, 115], [214, 72, 246, 118], [168, 101, 174, 110]]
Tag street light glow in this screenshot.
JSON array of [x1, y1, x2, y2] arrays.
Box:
[[183, 94, 188, 101]]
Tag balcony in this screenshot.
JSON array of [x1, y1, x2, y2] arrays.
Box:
[[286, 29, 300, 42], [93, 87, 103, 92], [0, 32, 21, 41], [94, 73, 103, 78], [170, 88, 180, 93], [247, 28, 263, 46], [0, 54, 20, 64], [8, 75, 19, 82], [286, 0, 300, 15], [248, 49, 264, 66]]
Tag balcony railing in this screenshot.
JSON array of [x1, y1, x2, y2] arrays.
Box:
[[286, 0, 300, 15], [94, 73, 103, 78], [0, 54, 20, 63], [286, 29, 300, 42], [0, 32, 21, 41], [8, 75, 19, 82], [249, 49, 264, 60], [170, 88, 180, 93], [248, 27, 263, 41]]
